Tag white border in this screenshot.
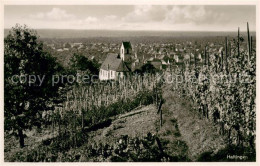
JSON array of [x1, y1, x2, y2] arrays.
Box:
[[0, 0, 259, 166]]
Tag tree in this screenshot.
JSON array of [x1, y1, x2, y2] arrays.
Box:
[[69, 53, 99, 74], [140, 63, 158, 74], [4, 25, 62, 148]]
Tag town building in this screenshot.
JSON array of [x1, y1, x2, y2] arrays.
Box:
[[99, 42, 132, 80]]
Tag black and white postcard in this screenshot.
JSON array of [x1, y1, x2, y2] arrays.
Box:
[[1, 0, 259, 164]]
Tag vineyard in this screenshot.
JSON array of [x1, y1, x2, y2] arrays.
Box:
[[45, 73, 163, 132], [166, 23, 256, 152], [5, 72, 166, 161], [4, 23, 256, 162]]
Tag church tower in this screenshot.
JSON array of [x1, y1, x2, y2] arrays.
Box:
[[120, 41, 132, 61]]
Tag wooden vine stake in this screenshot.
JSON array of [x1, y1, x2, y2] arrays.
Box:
[[247, 22, 251, 63], [238, 27, 240, 58], [194, 49, 197, 69], [221, 51, 223, 71], [225, 37, 228, 72], [157, 98, 164, 128], [251, 36, 253, 56], [204, 45, 207, 66]]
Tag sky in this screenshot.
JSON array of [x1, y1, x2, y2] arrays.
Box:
[[4, 5, 256, 31]]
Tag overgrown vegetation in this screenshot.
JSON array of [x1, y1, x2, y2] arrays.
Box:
[[168, 23, 256, 160]]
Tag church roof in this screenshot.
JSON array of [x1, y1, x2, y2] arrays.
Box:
[[100, 53, 130, 72]]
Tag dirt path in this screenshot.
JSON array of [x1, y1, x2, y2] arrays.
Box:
[[161, 84, 227, 160]]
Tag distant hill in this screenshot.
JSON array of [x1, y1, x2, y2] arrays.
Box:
[[4, 29, 255, 39]]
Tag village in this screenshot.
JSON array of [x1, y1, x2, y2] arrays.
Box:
[[43, 36, 244, 80]]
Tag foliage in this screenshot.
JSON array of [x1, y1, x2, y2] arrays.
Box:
[[11, 132, 189, 162], [69, 53, 99, 75], [135, 63, 158, 74], [4, 24, 63, 147]]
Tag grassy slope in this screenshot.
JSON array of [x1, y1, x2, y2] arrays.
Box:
[[161, 84, 227, 160], [88, 105, 159, 144], [71, 104, 190, 161]]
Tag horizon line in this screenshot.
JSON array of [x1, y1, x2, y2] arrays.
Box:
[[4, 28, 256, 33]]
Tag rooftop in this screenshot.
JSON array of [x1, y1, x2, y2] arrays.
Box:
[[100, 53, 130, 72]]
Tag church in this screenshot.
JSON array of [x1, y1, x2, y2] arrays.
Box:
[[99, 41, 132, 80]]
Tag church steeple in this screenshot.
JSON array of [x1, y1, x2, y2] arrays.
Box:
[[120, 41, 132, 61]]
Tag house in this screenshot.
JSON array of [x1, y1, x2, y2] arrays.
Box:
[[57, 48, 63, 52], [72, 43, 83, 49], [131, 59, 143, 71], [197, 53, 202, 60], [103, 48, 110, 53], [158, 48, 165, 54], [157, 54, 165, 60], [99, 41, 132, 80], [161, 60, 167, 65], [174, 54, 179, 63]]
